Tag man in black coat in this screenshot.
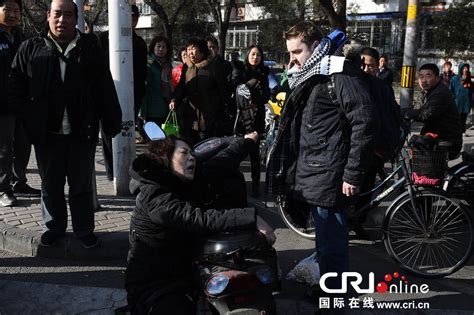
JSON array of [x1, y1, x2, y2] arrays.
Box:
[[8, 0, 122, 248], [0, 0, 40, 207], [266, 21, 376, 291], [404, 63, 462, 159]]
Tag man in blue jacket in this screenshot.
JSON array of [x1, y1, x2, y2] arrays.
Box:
[[8, 0, 122, 248], [0, 0, 40, 207]]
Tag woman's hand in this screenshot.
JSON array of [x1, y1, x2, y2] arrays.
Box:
[[244, 131, 259, 143], [256, 215, 276, 245], [169, 100, 176, 111]]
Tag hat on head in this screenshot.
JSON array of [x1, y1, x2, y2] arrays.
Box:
[[131, 4, 140, 16]]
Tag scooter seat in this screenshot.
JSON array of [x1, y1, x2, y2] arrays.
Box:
[[196, 231, 267, 257]]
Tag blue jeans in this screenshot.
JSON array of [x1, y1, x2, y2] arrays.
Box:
[[312, 206, 349, 289]]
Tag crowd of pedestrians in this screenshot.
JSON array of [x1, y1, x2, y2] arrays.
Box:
[[1, 0, 473, 311]]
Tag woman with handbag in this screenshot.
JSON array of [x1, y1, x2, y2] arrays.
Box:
[[139, 36, 173, 142], [231, 45, 270, 197]]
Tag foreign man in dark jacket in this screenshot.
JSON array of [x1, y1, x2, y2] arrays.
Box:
[[98, 4, 147, 180], [404, 63, 462, 159], [0, 0, 40, 207], [266, 21, 377, 291], [8, 0, 122, 248]]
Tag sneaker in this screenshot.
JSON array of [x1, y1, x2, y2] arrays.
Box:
[[40, 230, 63, 246], [79, 234, 99, 249], [1, 191, 18, 207], [13, 183, 41, 196]]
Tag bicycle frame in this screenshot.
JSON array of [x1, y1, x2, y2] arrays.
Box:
[[357, 148, 429, 231]]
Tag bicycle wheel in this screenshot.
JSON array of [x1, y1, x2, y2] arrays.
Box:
[[445, 165, 474, 206], [277, 195, 315, 240], [384, 190, 473, 278]]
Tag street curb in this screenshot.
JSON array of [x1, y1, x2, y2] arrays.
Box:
[[0, 222, 128, 260]]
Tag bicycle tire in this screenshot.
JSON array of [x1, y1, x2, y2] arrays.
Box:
[[384, 189, 473, 278], [276, 195, 316, 240], [445, 164, 474, 206]]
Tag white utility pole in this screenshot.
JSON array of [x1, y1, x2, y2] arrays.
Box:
[[108, 0, 135, 196], [399, 0, 419, 109]]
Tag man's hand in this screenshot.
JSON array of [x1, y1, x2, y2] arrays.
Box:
[[256, 215, 276, 245], [342, 182, 359, 197], [244, 131, 259, 143], [169, 100, 176, 111]]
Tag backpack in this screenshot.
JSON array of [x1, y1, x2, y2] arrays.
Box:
[[327, 75, 406, 162]]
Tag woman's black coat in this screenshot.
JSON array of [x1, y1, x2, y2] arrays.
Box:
[[125, 138, 257, 306]]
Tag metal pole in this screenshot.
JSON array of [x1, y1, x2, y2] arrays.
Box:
[[399, 0, 419, 109], [73, 0, 85, 32], [108, 0, 135, 196]]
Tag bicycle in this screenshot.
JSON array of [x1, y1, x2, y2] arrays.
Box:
[[277, 146, 474, 278]]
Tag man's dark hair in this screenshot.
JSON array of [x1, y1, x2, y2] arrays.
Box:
[[48, 0, 78, 18], [206, 35, 219, 48], [419, 63, 440, 76], [444, 61, 452, 67], [0, 0, 22, 11], [186, 37, 209, 60], [380, 54, 388, 61], [283, 21, 324, 47], [361, 47, 380, 63], [148, 35, 172, 61]]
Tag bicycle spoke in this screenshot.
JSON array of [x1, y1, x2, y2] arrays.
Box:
[[385, 192, 473, 277]]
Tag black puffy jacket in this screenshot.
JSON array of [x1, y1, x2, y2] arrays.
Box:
[[8, 32, 122, 144], [267, 61, 377, 208], [125, 138, 256, 306], [411, 80, 462, 154]]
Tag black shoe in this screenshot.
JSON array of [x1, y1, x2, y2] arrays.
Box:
[[40, 230, 63, 246], [1, 191, 18, 207], [79, 234, 99, 249], [13, 183, 41, 196]]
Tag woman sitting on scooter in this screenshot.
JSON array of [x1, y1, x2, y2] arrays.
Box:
[[125, 132, 275, 314]]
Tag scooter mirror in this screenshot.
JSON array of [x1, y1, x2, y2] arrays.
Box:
[[144, 122, 167, 141]]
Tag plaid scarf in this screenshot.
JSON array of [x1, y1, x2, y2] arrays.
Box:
[[288, 38, 345, 90]]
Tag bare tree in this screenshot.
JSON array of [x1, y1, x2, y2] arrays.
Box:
[[143, 0, 189, 45], [319, 0, 346, 31], [22, 0, 48, 36], [206, 0, 235, 57], [84, 0, 107, 34]]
